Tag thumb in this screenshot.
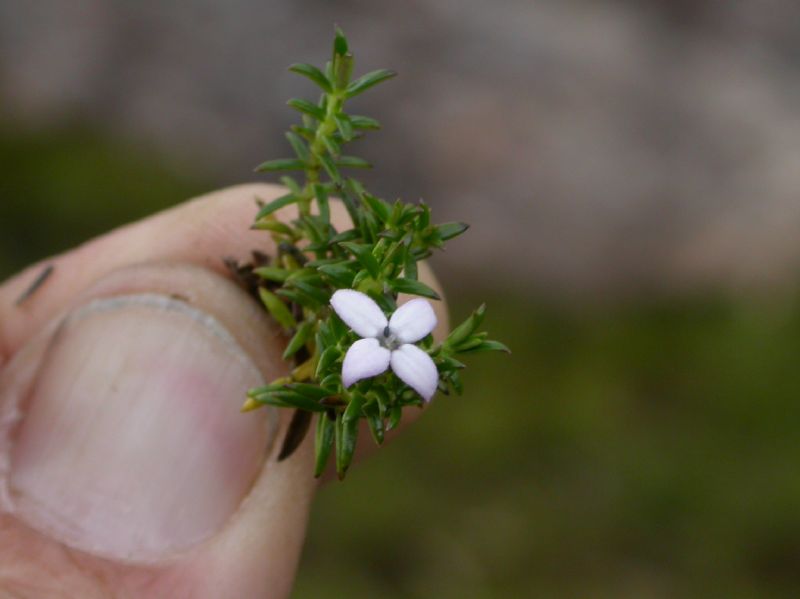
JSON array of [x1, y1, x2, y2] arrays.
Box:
[[0, 262, 314, 597], [0, 185, 323, 597]]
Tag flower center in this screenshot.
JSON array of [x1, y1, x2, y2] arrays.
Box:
[[378, 326, 401, 351]]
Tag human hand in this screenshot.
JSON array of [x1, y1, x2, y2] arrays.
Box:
[[0, 184, 446, 598]]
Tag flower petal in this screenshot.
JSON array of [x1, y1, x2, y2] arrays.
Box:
[[390, 344, 439, 402], [388, 298, 437, 344], [330, 289, 388, 338], [342, 338, 391, 388]]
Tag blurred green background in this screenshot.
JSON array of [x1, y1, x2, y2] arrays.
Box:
[[2, 122, 800, 598]]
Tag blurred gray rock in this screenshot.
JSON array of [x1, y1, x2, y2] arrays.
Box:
[[2, 0, 800, 296]]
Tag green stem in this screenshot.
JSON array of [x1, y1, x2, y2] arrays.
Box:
[[300, 92, 344, 217]]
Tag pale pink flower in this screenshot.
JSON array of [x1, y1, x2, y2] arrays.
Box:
[[330, 289, 439, 401]]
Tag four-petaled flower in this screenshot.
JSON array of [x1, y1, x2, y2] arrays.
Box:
[[330, 289, 439, 401]]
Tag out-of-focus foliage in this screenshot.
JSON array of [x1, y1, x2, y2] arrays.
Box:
[[0, 122, 207, 278], [2, 128, 800, 598]]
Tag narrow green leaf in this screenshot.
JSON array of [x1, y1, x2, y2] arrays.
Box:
[[288, 63, 332, 92], [258, 288, 296, 329], [317, 264, 356, 287], [329, 229, 360, 244], [389, 277, 441, 300], [279, 175, 302, 195], [286, 132, 310, 161], [404, 248, 418, 280], [287, 383, 335, 401], [314, 413, 335, 477], [255, 193, 297, 219], [340, 242, 380, 278], [319, 153, 342, 183], [249, 390, 325, 412], [350, 115, 381, 130], [437, 356, 467, 372], [290, 279, 331, 305], [334, 52, 355, 90], [436, 221, 470, 241], [387, 405, 402, 431], [346, 69, 397, 98], [445, 303, 486, 347], [291, 124, 316, 140], [336, 156, 372, 169], [364, 402, 385, 445], [458, 340, 511, 354], [287, 98, 325, 120], [313, 183, 330, 224], [334, 115, 353, 141], [251, 218, 294, 235], [282, 321, 314, 359], [321, 134, 341, 158], [362, 193, 390, 222], [333, 26, 349, 56], [337, 393, 364, 479], [277, 287, 321, 310], [247, 382, 286, 397], [254, 158, 305, 173], [253, 266, 290, 283], [418, 201, 431, 229], [316, 345, 342, 378]]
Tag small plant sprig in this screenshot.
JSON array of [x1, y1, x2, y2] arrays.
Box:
[[240, 28, 508, 479]]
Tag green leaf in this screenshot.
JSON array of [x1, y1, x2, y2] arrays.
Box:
[[286, 132, 310, 161], [258, 288, 296, 329], [254, 158, 306, 173], [251, 218, 294, 235], [389, 278, 441, 300], [418, 201, 431, 229], [457, 340, 511, 354], [277, 287, 321, 310], [253, 266, 290, 283], [288, 63, 332, 93], [313, 184, 330, 224], [287, 383, 335, 401], [317, 264, 356, 287], [291, 125, 316, 140], [346, 69, 397, 98], [318, 153, 342, 183], [364, 402, 385, 445], [283, 321, 314, 359], [404, 248, 418, 280], [287, 98, 325, 121], [321, 134, 341, 158], [333, 26, 349, 56], [335, 56, 354, 87], [316, 345, 342, 378], [362, 193, 391, 222], [255, 193, 297, 219], [445, 303, 486, 348], [340, 242, 380, 278], [248, 390, 325, 412], [350, 115, 381, 130], [436, 221, 470, 241], [329, 229, 360, 244], [336, 156, 372, 169], [334, 115, 353, 141], [387, 405, 402, 431], [314, 413, 335, 477], [437, 356, 467, 372], [337, 393, 364, 479], [290, 279, 331, 305]]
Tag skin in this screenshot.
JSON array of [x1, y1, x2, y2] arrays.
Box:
[[0, 184, 447, 598]]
